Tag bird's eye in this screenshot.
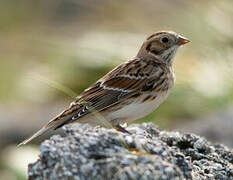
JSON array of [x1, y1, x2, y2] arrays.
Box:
[[161, 37, 169, 43]]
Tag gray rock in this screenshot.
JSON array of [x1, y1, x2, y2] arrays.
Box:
[[28, 123, 233, 180], [173, 106, 233, 148]]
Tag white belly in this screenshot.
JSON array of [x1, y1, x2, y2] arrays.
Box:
[[108, 91, 170, 123], [79, 91, 169, 127]]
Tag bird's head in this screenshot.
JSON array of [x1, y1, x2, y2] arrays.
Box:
[[137, 31, 190, 65]]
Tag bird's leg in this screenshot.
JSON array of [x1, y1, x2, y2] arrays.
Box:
[[115, 124, 131, 134]]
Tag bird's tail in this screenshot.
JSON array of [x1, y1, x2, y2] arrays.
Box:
[[17, 126, 50, 147], [17, 117, 67, 147]]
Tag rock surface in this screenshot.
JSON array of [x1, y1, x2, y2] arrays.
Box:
[[28, 123, 233, 180], [173, 106, 233, 148]]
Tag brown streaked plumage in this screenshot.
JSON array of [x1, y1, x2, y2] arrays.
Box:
[[18, 31, 189, 146]]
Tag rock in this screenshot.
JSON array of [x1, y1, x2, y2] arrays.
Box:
[[173, 106, 233, 148], [28, 123, 233, 180]]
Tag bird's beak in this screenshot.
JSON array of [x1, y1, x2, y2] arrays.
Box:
[[177, 35, 190, 45]]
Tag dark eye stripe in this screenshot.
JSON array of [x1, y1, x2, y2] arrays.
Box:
[[146, 43, 162, 55]]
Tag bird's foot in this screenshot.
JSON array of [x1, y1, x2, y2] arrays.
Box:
[[115, 124, 131, 134]]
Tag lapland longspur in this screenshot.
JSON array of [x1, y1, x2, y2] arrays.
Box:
[[18, 31, 189, 146]]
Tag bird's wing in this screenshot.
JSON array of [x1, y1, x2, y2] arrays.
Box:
[[55, 59, 166, 125], [18, 59, 165, 146], [52, 59, 166, 125]]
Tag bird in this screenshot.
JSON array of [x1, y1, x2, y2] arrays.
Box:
[[18, 31, 189, 146]]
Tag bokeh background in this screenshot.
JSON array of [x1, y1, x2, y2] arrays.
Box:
[[0, 0, 233, 179]]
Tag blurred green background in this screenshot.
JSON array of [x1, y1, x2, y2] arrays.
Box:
[[0, 0, 233, 179]]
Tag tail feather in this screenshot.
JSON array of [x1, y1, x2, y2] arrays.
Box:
[[17, 124, 52, 147], [17, 104, 82, 147], [17, 116, 66, 147]]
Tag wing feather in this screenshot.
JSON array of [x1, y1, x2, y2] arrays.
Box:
[[65, 59, 165, 121], [18, 59, 167, 146]]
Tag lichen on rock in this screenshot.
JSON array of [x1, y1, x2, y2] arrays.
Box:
[[28, 123, 233, 180]]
